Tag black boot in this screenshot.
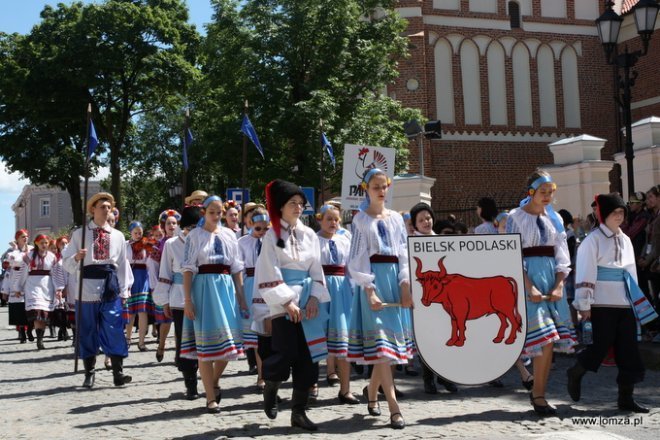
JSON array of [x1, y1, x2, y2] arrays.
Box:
[[71, 328, 76, 347], [57, 328, 63, 341], [617, 383, 649, 413], [27, 327, 34, 342], [110, 356, 132, 386], [291, 388, 318, 431], [182, 370, 199, 400], [422, 364, 437, 394], [36, 329, 45, 350], [263, 380, 281, 419], [49, 324, 55, 338], [566, 362, 587, 402], [18, 327, 27, 343], [82, 356, 96, 389], [62, 327, 70, 341]]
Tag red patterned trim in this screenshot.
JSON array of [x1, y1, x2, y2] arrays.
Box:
[[258, 280, 284, 289], [158, 277, 172, 285]]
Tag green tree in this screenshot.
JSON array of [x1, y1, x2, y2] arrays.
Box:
[[0, 0, 201, 225], [197, 0, 420, 200]]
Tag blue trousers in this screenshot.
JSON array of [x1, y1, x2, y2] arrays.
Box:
[[78, 298, 128, 359]]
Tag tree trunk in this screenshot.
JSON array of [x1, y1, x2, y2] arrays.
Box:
[[110, 139, 121, 227], [68, 175, 83, 227]]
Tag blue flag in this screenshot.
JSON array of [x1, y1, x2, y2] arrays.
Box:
[[183, 128, 193, 171], [322, 132, 335, 168], [88, 119, 99, 159], [241, 114, 264, 159]]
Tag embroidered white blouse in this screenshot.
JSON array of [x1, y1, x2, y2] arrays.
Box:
[[62, 221, 133, 301], [152, 233, 187, 309], [18, 251, 64, 311], [573, 224, 637, 311], [506, 207, 571, 275], [347, 210, 410, 289], [317, 233, 351, 266], [181, 226, 244, 275]]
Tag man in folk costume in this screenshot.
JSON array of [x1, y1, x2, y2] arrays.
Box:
[[62, 193, 134, 388], [255, 180, 330, 431]]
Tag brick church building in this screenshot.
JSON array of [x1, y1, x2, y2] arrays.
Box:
[[390, 0, 659, 219]]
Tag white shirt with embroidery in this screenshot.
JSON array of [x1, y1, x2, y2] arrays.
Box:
[[573, 224, 637, 311], [62, 221, 134, 301], [181, 226, 244, 274], [506, 207, 571, 275], [317, 233, 351, 266], [253, 219, 329, 329], [3, 247, 31, 303], [152, 233, 187, 309], [18, 250, 64, 311], [347, 210, 410, 289]]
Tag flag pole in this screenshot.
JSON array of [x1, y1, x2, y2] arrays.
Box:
[[241, 100, 248, 234], [319, 119, 325, 208], [182, 108, 189, 210], [74, 103, 93, 372]]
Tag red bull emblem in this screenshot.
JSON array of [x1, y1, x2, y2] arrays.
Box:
[[414, 256, 522, 347]]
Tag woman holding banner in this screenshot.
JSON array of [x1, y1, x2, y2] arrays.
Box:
[[348, 169, 413, 429], [506, 170, 576, 416]]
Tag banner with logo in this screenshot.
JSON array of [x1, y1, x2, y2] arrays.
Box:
[[340, 144, 395, 211]]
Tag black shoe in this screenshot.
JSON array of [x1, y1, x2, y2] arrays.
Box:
[[291, 411, 318, 431], [57, 328, 64, 341], [390, 412, 405, 429], [183, 371, 199, 400], [62, 328, 70, 341], [567, 363, 586, 402], [326, 373, 340, 387], [338, 391, 360, 404], [618, 383, 650, 413], [521, 375, 534, 391], [308, 384, 319, 402], [378, 385, 404, 399], [437, 377, 458, 393], [489, 379, 504, 388], [27, 330, 34, 342], [263, 380, 281, 419], [214, 387, 222, 404], [110, 356, 132, 386], [424, 378, 438, 394], [18, 328, 27, 343], [248, 366, 259, 375], [404, 366, 418, 377], [82, 357, 96, 389], [531, 395, 557, 417], [363, 386, 381, 416], [156, 349, 164, 363], [206, 400, 221, 414], [353, 363, 364, 375]]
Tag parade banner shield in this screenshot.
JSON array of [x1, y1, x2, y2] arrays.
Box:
[[409, 234, 526, 385], [340, 144, 395, 211]]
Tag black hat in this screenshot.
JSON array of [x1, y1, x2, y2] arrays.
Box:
[[409, 202, 435, 232], [629, 191, 646, 204], [595, 193, 627, 223], [558, 209, 573, 227], [180, 205, 202, 229], [265, 179, 307, 248]]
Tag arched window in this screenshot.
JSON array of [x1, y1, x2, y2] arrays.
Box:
[[509, 1, 521, 28]]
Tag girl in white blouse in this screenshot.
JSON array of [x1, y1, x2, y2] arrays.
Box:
[[348, 169, 412, 430], [181, 196, 246, 414]]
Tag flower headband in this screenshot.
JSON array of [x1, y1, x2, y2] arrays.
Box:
[[223, 200, 240, 211], [159, 209, 182, 223]]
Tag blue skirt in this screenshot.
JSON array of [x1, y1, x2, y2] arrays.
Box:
[[124, 267, 153, 317], [324, 274, 352, 358], [348, 262, 415, 364], [180, 273, 244, 361], [524, 256, 577, 357], [241, 275, 258, 349]]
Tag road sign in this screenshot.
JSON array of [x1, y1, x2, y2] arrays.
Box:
[[227, 188, 250, 205], [301, 187, 315, 215]]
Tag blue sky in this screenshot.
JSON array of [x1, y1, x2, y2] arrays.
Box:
[[0, 1, 214, 248]]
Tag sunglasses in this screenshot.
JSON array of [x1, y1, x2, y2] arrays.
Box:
[[253, 226, 269, 232]]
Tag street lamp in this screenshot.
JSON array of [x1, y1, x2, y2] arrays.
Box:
[[595, 0, 659, 196], [404, 120, 442, 177], [169, 183, 183, 207]]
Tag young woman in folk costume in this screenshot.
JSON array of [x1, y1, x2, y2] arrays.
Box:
[[49, 237, 70, 341], [224, 200, 242, 239], [182, 195, 247, 413], [124, 221, 152, 351], [152, 205, 203, 400], [148, 209, 180, 362], [505, 169, 577, 416], [237, 206, 270, 390], [2, 230, 33, 343], [316, 204, 360, 404], [348, 169, 413, 430], [255, 180, 330, 431], [16, 234, 65, 350]]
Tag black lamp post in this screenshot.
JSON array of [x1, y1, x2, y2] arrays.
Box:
[[596, 0, 659, 196], [404, 120, 442, 177]]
